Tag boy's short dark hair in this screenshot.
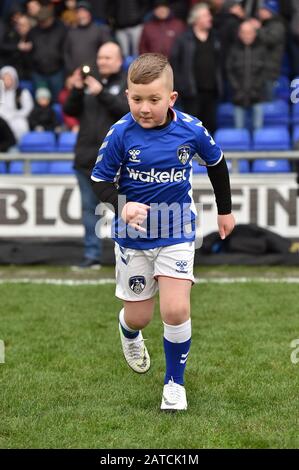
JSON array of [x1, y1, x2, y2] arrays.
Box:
[[128, 53, 172, 86]]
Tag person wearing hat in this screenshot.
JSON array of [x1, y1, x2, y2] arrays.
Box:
[[139, 0, 186, 58], [28, 86, 58, 131], [64, 0, 111, 76], [28, 4, 67, 101]]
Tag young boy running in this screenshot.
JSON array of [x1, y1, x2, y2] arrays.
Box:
[[91, 53, 235, 411]]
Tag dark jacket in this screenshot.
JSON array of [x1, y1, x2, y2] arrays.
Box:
[[258, 17, 285, 81], [28, 104, 58, 131], [171, 27, 222, 99], [227, 39, 267, 107], [64, 22, 111, 76], [29, 19, 66, 75], [139, 15, 186, 58], [63, 70, 129, 174], [0, 25, 32, 80], [108, 0, 151, 29]]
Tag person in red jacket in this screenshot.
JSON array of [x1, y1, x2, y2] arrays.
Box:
[[139, 0, 186, 58]]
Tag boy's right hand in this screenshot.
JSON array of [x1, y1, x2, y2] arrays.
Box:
[[121, 202, 150, 232]]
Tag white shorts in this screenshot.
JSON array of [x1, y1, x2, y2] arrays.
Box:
[[115, 241, 195, 301]]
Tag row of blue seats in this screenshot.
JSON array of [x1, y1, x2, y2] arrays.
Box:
[[0, 159, 292, 174], [18, 131, 77, 152], [217, 100, 299, 127], [193, 159, 292, 174], [0, 160, 74, 174], [214, 126, 299, 150]]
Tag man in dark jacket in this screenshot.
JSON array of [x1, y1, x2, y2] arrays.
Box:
[[64, 41, 129, 268], [29, 5, 66, 100], [227, 20, 267, 129], [64, 1, 111, 76], [171, 3, 221, 134]]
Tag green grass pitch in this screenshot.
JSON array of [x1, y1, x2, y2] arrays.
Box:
[[0, 277, 298, 449]]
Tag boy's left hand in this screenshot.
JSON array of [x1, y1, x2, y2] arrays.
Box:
[[218, 213, 235, 240]]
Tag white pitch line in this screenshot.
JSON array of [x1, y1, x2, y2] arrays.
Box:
[[0, 277, 299, 285]]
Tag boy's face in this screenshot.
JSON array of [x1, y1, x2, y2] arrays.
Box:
[[126, 73, 178, 128], [38, 97, 50, 107]]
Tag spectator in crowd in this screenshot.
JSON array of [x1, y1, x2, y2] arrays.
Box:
[[60, 0, 78, 27], [64, 1, 111, 77], [28, 4, 66, 101], [108, 0, 151, 56], [28, 86, 58, 131], [0, 66, 34, 142], [139, 0, 186, 58], [171, 2, 222, 134], [253, 0, 285, 100], [25, 0, 42, 27], [63, 41, 129, 268], [227, 20, 267, 129], [58, 75, 80, 132], [0, 12, 33, 80]]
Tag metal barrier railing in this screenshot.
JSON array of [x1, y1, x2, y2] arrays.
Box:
[[1, 151, 299, 174]]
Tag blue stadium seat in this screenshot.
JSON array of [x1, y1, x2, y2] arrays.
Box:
[[252, 159, 291, 173], [0, 162, 7, 173], [273, 76, 290, 101], [19, 80, 34, 95], [253, 126, 290, 150], [238, 159, 250, 173], [262, 100, 290, 126], [49, 161, 74, 174], [216, 103, 234, 128], [19, 131, 56, 152], [293, 125, 299, 146], [57, 131, 77, 152], [8, 161, 51, 174], [9, 161, 24, 174], [123, 55, 137, 71], [52, 103, 64, 125], [291, 102, 299, 125], [214, 128, 251, 151]]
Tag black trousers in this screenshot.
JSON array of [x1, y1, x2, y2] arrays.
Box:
[[182, 90, 217, 135]]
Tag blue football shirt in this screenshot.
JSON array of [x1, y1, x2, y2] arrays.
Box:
[[91, 109, 223, 249]]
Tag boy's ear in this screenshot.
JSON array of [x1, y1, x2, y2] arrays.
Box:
[[125, 89, 129, 97], [169, 91, 178, 107]]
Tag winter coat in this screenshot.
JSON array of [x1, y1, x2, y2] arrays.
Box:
[[63, 70, 129, 174], [139, 15, 186, 58], [0, 66, 33, 141], [171, 28, 222, 98], [226, 39, 267, 106], [64, 22, 111, 76], [29, 19, 66, 75], [258, 17, 285, 81]]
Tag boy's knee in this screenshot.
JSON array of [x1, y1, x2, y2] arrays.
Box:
[[162, 304, 190, 325]]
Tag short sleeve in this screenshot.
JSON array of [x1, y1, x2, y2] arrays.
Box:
[[91, 126, 123, 182], [194, 121, 223, 167]]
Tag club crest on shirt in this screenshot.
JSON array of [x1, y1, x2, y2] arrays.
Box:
[[177, 145, 190, 165], [129, 276, 146, 294]]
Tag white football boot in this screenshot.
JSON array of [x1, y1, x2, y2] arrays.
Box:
[[161, 378, 187, 411], [119, 323, 150, 374]]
